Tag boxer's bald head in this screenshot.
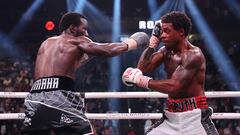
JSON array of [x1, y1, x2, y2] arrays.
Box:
[[59, 12, 87, 35]]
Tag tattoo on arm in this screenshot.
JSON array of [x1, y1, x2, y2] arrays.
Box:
[[137, 47, 155, 71], [143, 47, 155, 60]]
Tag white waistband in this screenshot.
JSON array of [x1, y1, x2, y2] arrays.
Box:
[[164, 109, 202, 124]]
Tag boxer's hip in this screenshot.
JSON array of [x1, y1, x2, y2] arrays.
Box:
[[164, 108, 207, 124], [146, 108, 218, 135], [146, 96, 219, 135], [23, 76, 89, 131], [25, 76, 84, 112]]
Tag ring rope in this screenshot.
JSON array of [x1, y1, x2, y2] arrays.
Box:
[[0, 113, 240, 120], [0, 91, 240, 98], [0, 91, 240, 120]]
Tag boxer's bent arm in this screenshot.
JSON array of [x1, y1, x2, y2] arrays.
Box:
[[137, 47, 164, 73], [78, 42, 128, 57], [148, 52, 204, 95]]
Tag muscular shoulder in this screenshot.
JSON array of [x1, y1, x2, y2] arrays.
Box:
[[157, 46, 167, 53], [184, 46, 205, 69], [155, 46, 166, 57], [41, 36, 60, 46], [47, 36, 60, 40], [38, 36, 62, 52], [150, 46, 166, 61], [79, 36, 93, 42]]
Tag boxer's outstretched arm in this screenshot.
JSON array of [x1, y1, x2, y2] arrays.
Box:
[[77, 42, 128, 57], [148, 52, 204, 95], [137, 47, 164, 73], [70, 32, 149, 57]]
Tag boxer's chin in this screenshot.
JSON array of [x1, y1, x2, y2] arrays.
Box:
[[164, 43, 171, 50]]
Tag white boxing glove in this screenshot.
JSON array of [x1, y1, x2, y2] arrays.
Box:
[[122, 68, 152, 89], [122, 68, 141, 86]]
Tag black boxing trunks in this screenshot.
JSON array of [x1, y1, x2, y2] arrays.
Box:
[[145, 96, 219, 135], [23, 76, 94, 135]]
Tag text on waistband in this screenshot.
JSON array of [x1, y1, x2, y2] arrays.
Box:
[[31, 78, 59, 90]]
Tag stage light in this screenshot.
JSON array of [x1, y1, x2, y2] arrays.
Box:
[[10, 0, 45, 39], [109, 0, 121, 112], [186, 0, 240, 89], [223, 0, 240, 20], [45, 21, 55, 31]]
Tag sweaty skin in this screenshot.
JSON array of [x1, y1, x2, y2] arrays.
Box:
[[34, 18, 128, 80], [34, 35, 128, 80], [137, 23, 206, 99]]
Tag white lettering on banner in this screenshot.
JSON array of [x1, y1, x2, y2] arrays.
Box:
[[106, 113, 151, 119], [139, 21, 146, 29], [138, 20, 161, 29], [147, 21, 154, 29]]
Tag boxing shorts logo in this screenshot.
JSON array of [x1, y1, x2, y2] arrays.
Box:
[[24, 117, 32, 126], [60, 113, 73, 124], [24, 111, 35, 126]]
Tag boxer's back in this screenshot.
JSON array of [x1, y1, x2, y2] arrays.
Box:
[[34, 35, 84, 80]]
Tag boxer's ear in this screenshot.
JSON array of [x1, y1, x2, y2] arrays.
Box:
[[178, 28, 185, 37], [69, 24, 77, 35]]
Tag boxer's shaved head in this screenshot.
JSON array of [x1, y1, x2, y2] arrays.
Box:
[[59, 12, 86, 33]]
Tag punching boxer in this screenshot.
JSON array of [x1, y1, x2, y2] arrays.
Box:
[[122, 11, 219, 135], [23, 12, 149, 135]]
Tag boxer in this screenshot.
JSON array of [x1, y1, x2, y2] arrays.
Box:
[[122, 11, 219, 135], [23, 12, 149, 135]]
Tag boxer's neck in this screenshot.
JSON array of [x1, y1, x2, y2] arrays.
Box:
[[62, 31, 78, 39], [62, 30, 76, 37], [172, 38, 189, 54]]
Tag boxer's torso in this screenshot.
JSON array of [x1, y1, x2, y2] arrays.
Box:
[[34, 34, 91, 80], [162, 44, 206, 99]]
